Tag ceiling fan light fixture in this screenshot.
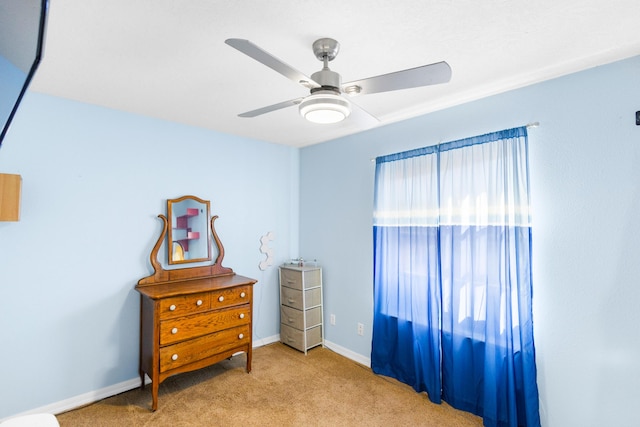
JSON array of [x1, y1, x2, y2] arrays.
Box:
[[299, 91, 351, 124]]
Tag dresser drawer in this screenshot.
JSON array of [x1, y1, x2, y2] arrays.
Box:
[[280, 305, 321, 330], [160, 324, 250, 372], [210, 285, 251, 309], [160, 305, 251, 345], [280, 286, 321, 310], [159, 293, 210, 318], [280, 323, 322, 352], [280, 267, 321, 290]]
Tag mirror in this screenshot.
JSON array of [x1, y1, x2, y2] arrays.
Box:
[[167, 195, 211, 265], [0, 0, 48, 147]]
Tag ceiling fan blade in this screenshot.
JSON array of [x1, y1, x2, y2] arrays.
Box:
[[350, 99, 380, 124], [225, 38, 320, 89], [342, 61, 451, 96], [238, 98, 304, 118]]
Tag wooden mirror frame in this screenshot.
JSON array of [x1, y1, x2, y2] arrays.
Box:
[[167, 195, 211, 265], [138, 200, 233, 286]]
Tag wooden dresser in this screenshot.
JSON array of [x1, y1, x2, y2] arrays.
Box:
[[136, 207, 256, 411]]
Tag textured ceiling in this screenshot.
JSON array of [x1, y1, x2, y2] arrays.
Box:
[[29, 0, 640, 147]]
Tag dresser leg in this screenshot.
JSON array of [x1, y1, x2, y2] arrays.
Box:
[[246, 348, 252, 373], [139, 370, 145, 390], [151, 381, 159, 411]]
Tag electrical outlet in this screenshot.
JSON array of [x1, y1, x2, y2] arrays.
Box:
[[357, 322, 364, 336], [330, 314, 336, 325]]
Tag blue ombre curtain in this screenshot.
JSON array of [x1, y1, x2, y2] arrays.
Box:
[[372, 128, 540, 427]]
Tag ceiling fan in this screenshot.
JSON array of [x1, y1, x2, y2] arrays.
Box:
[[225, 38, 452, 124]]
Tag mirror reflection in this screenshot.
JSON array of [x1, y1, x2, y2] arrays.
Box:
[[167, 195, 211, 265]]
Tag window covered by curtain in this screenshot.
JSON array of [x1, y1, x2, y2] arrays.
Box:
[[372, 127, 540, 427]]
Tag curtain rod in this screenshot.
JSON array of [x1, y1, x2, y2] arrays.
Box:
[[370, 122, 540, 163]]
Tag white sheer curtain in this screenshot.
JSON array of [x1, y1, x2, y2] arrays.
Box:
[[372, 127, 540, 427]]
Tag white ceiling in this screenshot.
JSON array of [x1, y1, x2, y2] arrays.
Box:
[[29, 0, 640, 147]]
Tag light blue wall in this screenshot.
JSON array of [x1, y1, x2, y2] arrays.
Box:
[[2, 55, 639, 426], [300, 55, 640, 427], [0, 93, 298, 418]]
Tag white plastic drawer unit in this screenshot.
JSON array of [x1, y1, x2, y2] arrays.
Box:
[[278, 265, 323, 354]]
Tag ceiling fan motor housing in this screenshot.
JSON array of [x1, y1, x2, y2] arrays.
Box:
[[310, 68, 342, 93]]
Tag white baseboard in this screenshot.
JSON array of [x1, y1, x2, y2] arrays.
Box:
[[323, 339, 371, 368], [253, 333, 280, 348], [1, 377, 143, 421], [1, 337, 283, 422], [2, 336, 369, 422], [266, 334, 371, 367]]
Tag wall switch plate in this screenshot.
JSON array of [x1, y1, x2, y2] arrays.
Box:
[[357, 322, 364, 336], [636, 111, 640, 125], [330, 314, 336, 325]]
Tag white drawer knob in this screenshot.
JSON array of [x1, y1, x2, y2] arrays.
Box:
[[172, 354, 178, 361], [218, 296, 224, 302], [238, 333, 244, 339], [171, 327, 178, 334], [288, 317, 294, 323], [240, 292, 246, 298], [288, 298, 295, 304], [239, 313, 245, 319], [169, 304, 176, 311], [196, 299, 203, 306]]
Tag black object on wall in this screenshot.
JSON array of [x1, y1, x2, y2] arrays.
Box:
[[0, 0, 48, 149]]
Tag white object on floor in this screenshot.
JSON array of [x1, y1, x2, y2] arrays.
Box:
[[0, 414, 59, 427]]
